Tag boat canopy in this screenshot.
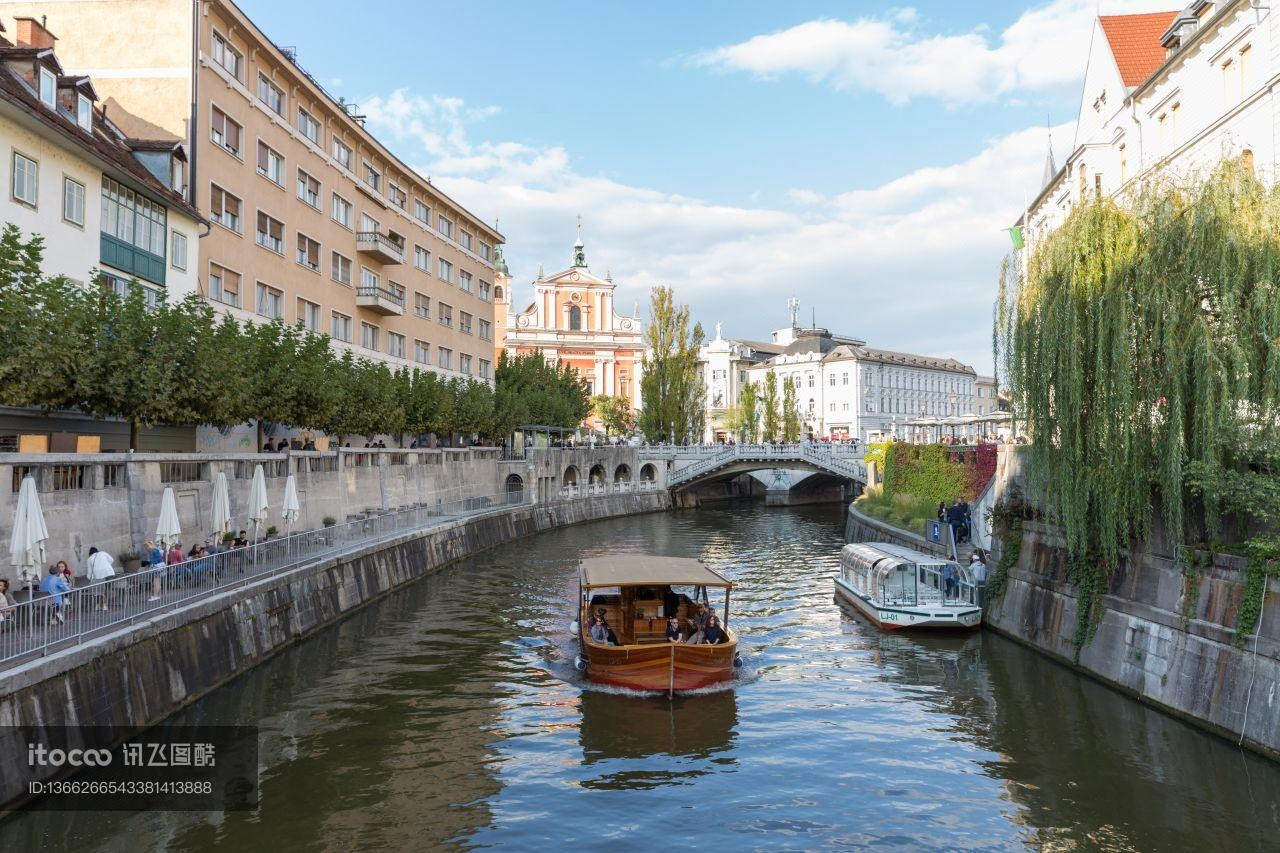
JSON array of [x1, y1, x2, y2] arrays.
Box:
[[579, 556, 732, 590]]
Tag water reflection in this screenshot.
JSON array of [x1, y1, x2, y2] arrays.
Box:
[[579, 688, 738, 764]]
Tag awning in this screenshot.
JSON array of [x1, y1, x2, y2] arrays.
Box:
[[580, 556, 732, 589]]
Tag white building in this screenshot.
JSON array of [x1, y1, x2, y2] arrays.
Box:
[[0, 19, 200, 300], [1020, 2, 1277, 250], [698, 323, 784, 443], [705, 302, 977, 445]]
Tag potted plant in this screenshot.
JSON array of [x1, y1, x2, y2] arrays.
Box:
[[322, 516, 337, 528], [265, 525, 279, 540], [119, 551, 142, 573], [221, 531, 236, 545]]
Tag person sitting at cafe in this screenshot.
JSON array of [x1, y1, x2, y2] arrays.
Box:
[[0, 578, 17, 622], [233, 530, 249, 548], [702, 615, 727, 645], [665, 616, 683, 643], [39, 566, 70, 624]]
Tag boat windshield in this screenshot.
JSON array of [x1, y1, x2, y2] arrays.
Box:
[[916, 561, 977, 607]]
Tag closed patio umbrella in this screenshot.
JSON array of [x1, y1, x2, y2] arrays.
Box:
[[281, 474, 300, 553], [9, 475, 48, 600], [247, 464, 269, 559], [156, 487, 182, 549], [211, 472, 232, 538]]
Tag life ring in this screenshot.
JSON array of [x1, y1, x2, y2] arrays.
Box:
[[574, 655, 587, 671]]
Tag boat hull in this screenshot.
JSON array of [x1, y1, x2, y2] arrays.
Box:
[[834, 578, 981, 631], [581, 639, 737, 692]]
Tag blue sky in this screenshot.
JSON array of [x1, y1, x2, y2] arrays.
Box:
[[243, 0, 1174, 372]]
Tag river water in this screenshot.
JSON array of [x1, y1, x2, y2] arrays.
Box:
[[3, 504, 1279, 851]]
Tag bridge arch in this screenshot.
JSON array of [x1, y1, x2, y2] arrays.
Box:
[[614, 464, 631, 483]]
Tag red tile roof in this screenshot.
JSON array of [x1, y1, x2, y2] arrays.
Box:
[[1099, 11, 1179, 88]]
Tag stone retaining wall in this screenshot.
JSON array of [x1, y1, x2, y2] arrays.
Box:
[[0, 490, 670, 807]]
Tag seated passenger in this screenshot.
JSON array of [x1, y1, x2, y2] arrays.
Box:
[[665, 616, 683, 643], [588, 616, 608, 644], [684, 605, 709, 644], [702, 616, 727, 645], [603, 619, 620, 646]]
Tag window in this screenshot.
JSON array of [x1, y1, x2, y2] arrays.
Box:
[[360, 321, 379, 350], [388, 182, 406, 209], [101, 176, 167, 258], [1094, 173, 1103, 199], [360, 266, 379, 292], [1119, 143, 1127, 184], [256, 140, 285, 185], [568, 305, 582, 331], [359, 213, 378, 234], [331, 311, 352, 342], [210, 105, 242, 156], [478, 358, 491, 380], [297, 107, 320, 144], [459, 311, 473, 335], [256, 282, 283, 319], [438, 303, 453, 327], [829, 374, 836, 386], [38, 66, 56, 107], [387, 332, 406, 358], [437, 216, 453, 239], [414, 245, 430, 271], [257, 73, 284, 116], [12, 152, 36, 207], [77, 94, 93, 131], [256, 211, 284, 254], [100, 272, 161, 310], [438, 258, 453, 283], [298, 298, 321, 332], [209, 263, 241, 307], [413, 199, 429, 223], [331, 193, 352, 228], [459, 270, 472, 293], [438, 347, 452, 370], [479, 319, 492, 341], [1239, 45, 1252, 92], [296, 233, 320, 271], [480, 242, 491, 261], [297, 169, 320, 208], [414, 292, 430, 319], [211, 31, 242, 79], [459, 231, 472, 251], [332, 138, 353, 170], [62, 177, 85, 226], [460, 354, 472, 375], [362, 160, 381, 192], [171, 232, 188, 271], [413, 340, 432, 364], [479, 280, 491, 301], [210, 185, 242, 232], [843, 372, 849, 385], [331, 251, 352, 285]]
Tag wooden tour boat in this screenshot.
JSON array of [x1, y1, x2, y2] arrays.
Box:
[[834, 542, 981, 631], [574, 555, 739, 695]]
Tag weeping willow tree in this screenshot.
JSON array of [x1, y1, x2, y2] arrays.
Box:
[[996, 159, 1280, 651]]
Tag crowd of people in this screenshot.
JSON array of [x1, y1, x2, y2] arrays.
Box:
[[585, 602, 729, 646]]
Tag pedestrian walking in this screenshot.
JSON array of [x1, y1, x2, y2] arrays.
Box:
[[85, 546, 116, 611]]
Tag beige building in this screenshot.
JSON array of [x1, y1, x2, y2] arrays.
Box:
[[3, 0, 503, 383]]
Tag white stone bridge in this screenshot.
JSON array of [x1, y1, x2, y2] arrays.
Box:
[[641, 444, 867, 504]]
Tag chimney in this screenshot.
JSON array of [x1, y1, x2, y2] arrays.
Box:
[[15, 16, 57, 50]]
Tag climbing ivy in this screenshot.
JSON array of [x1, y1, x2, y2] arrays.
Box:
[[996, 159, 1280, 652]]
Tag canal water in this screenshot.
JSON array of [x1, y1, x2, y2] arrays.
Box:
[[4, 504, 1279, 851]]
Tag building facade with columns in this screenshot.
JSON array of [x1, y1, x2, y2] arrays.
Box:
[[494, 232, 646, 426]]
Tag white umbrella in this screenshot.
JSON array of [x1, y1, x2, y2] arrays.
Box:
[[247, 464, 269, 550], [281, 474, 300, 552], [157, 487, 182, 549], [9, 475, 48, 599], [211, 472, 232, 537]]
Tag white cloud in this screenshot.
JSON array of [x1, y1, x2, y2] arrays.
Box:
[[693, 0, 1178, 104], [362, 93, 1068, 372]]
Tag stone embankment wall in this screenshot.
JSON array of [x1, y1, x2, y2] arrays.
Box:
[[847, 502, 1280, 759], [0, 446, 666, 574], [0, 489, 670, 807]]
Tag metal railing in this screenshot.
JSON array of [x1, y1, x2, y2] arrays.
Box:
[[355, 284, 406, 307], [0, 489, 534, 668]]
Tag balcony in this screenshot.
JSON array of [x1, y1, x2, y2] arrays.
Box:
[[356, 285, 405, 316], [356, 231, 404, 264]]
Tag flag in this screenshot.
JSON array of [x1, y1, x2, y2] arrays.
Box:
[[1006, 226, 1025, 250]]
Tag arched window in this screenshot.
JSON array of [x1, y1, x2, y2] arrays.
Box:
[[494, 284, 504, 301], [568, 305, 582, 331]]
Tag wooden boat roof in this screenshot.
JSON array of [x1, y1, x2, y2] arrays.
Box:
[[579, 556, 732, 589]]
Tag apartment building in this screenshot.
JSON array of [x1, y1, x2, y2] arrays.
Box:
[[1018, 1, 1277, 252], [3, 0, 504, 383]]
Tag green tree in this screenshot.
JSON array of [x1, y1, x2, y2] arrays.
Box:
[[453, 378, 494, 440], [637, 286, 705, 443], [761, 371, 780, 441], [781, 376, 800, 442], [723, 380, 759, 442], [591, 394, 633, 437]]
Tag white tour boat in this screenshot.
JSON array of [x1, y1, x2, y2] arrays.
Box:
[[834, 542, 981, 631]]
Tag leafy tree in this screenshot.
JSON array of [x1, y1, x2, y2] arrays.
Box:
[[591, 394, 633, 437], [761, 371, 780, 441], [723, 380, 759, 442], [452, 378, 494, 440], [638, 286, 705, 443], [782, 376, 800, 442]]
